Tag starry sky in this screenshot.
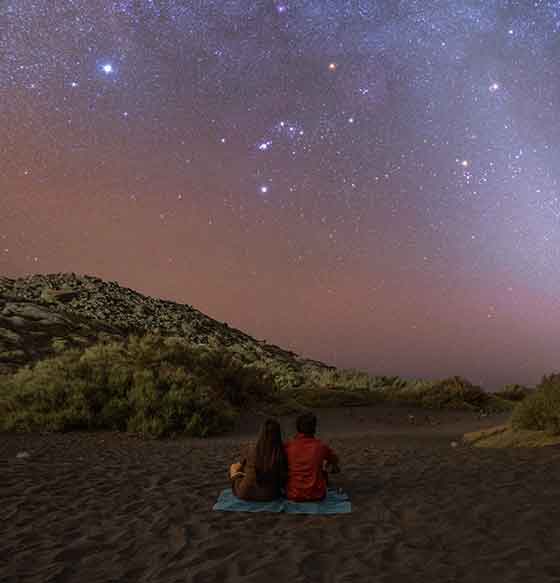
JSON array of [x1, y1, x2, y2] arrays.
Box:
[[2, 1, 560, 390]]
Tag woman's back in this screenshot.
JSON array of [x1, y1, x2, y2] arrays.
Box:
[[231, 442, 287, 501]]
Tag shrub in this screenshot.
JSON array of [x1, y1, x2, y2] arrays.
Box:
[[0, 332, 281, 437], [511, 373, 560, 435], [390, 376, 511, 412], [289, 385, 381, 409], [0, 329, 525, 437], [495, 384, 532, 402]]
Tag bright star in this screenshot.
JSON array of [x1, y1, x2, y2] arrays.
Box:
[[260, 185, 269, 194], [258, 141, 272, 151], [328, 62, 338, 72], [101, 63, 114, 74], [489, 82, 500, 93]]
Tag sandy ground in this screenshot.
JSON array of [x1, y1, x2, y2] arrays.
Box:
[[2, 405, 560, 583]]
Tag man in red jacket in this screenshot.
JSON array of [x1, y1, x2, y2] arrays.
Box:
[[284, 412, 340, 501]]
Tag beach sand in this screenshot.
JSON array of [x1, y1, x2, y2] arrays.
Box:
[[2, 405, 560, 582]]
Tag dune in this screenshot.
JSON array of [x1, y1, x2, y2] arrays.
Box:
[[3, 407, 560, 582], [464, 425, 560, 448]]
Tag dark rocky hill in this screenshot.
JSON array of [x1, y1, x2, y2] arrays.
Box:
[[0, 273, 334, 377]]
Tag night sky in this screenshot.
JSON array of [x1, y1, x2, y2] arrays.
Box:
[[3, 1, 560, 390]]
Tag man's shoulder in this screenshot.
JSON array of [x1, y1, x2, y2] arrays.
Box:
[[285, 436, 325, 449]]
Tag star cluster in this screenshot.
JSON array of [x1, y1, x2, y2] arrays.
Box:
[[2, 1, 560, 389]]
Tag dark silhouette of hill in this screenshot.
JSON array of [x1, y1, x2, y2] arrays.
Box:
[[0, 272, 334, 378]]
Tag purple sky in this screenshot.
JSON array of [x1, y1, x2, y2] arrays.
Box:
[[3, 1, 560, 390]]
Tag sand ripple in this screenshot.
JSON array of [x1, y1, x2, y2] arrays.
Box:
[[2, 418, 560, 582]]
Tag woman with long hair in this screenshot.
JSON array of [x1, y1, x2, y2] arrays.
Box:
[[229, 418, 288, 501]]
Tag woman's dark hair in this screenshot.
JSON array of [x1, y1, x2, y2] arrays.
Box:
[[254, 418, 288, 485], [296, 412, 317, 436]]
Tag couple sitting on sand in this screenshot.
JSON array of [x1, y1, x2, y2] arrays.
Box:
[[229, 412, 340, 502]]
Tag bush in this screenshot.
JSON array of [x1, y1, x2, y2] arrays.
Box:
[[511, 373, 560, 435], [289, 385, 381, 409], [495, 384, 532, 402], [0, 329, 526, 438], [0, 332, 280, 438], [389, 376, 512, 412]]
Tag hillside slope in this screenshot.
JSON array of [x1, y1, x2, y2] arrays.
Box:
[[0, 272, 334, 378]]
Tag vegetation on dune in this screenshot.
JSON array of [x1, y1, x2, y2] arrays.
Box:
[[463, 425, 560, 448], [0, 332, 525, 438], [0, 333, 278, 437], [379, 376, 508, 411], [511, 373, 560, 435], [494, 383, 534, 402], [462, 376, 560, 448]]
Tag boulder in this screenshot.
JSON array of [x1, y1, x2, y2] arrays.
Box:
[[40, 287, 80, 304]]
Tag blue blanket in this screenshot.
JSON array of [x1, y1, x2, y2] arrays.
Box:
[[213, 488, 351, 514]]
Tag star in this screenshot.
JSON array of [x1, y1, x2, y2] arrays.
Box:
[[3, 0, 559, 393]]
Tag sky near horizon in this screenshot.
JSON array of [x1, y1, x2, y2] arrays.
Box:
[[2, 1, 560, 390]]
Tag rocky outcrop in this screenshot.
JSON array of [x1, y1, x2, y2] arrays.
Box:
[[0, 273, 333, 377], [0, 295, 131, 376]]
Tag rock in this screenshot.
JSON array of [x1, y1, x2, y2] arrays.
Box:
[[0, 349, 27, 361], [2, 316, 28, 329], [51, 338, 69, 352], [0, 327, 21, 342], [69, 335, 92, 345], [40, 287, 80, 304], [3, 303, 67, 324]]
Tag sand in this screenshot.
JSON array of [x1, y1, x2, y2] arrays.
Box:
[[2, 405, 560, 582]]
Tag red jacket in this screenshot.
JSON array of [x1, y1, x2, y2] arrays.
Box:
[[284, 434, 339, 501]]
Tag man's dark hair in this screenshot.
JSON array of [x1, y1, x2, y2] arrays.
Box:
[[296, 412, 317, 436]]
